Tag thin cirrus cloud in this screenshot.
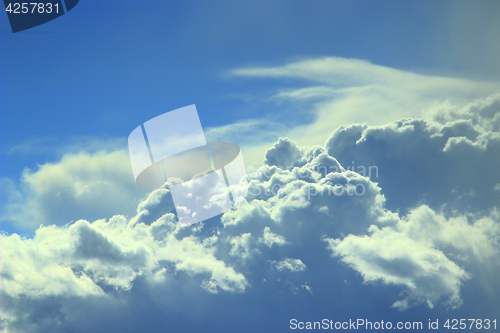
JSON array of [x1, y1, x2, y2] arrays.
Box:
[[1, 92, 499, 332], [223, 56, 500, 163]]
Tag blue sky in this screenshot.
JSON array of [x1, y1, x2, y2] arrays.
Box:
[[1, 1, 500, 332], [1, 1, 498, 166]]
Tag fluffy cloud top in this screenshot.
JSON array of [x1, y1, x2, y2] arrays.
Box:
[[326, 94, 500, 214], [325, 205, 500, 310]]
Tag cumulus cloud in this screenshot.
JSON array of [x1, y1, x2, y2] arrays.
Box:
[[1, 94, 499, 332], [2, 151, 149, 230], [325, 205, 500, 310], [259, 226, 287, 248], [326, 94, 500, 214], [0, 136, 380, 331], [0, 212, 247, 299], [272, 258, 306, 273]]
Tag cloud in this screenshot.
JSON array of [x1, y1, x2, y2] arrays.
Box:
[[259, 226, 287, 248], [0, 134, 380, 331], [272, 258, 306, 273], [0, 230, 105, 299], [2, 151, 149, 230], [326, 229, 469, 310], [204, 118, 288, 148], [325, 94, 500, 214], [231, 57, 499, 97], [0, 198, 249, 330], [6, 136, 127, 157], [223, 57, 500, 161], [263, 138, 304, 169], [1, 93, 499, 332], [325, 205, 500, 310]]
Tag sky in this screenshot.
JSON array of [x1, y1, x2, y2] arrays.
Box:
[[1, 1, 500, 332]]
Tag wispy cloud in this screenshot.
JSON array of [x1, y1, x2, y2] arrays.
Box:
[[6, 136, 127, 157], [225, 57, 500, 152]]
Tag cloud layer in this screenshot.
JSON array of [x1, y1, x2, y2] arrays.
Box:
[[1, 93, 499, 332], [217, 57, 500, 165], [2, 151, 148, 230]]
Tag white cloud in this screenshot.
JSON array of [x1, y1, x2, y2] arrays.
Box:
[[2, 151, 149, 230], [325, 95, 500, 214], [259, 226, 287, 248], [272, 258, 306, 272], [224, 57, 500, 162], [325, 205, 500, 310], [1, 92, 499, 331], [0, 134, 383, 331], [0, 208, 248, 302], [229, 232, 260, 260], [0, 231, 105, 299], [399, 206, 500, 261], [326, 228, 470, 310], [7, 136, 127, 157], [204, 118, 288, 148]]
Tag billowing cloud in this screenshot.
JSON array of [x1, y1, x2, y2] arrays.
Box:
[[273, 258, 306, 273], [326, 93, 500, 214], [1, 94, 499, 332], [325, 205, 500, 310], [2, 151, 149, 230]]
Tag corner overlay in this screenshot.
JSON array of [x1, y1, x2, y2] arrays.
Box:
[[128, 105, 248, 226], [4, 0, 79, 33]]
